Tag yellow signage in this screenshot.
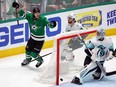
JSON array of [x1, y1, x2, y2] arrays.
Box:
[[76, 10, 102, 28]]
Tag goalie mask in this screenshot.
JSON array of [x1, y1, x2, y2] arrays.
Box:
[[96, 28, 105, 40]]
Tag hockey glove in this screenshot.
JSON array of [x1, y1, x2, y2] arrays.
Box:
[[12, 1, 20, 9], [112, 49, 116, 57], [49, 20, 57, 28]]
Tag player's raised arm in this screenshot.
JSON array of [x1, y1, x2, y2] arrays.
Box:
[[12, 1, 20, 25]]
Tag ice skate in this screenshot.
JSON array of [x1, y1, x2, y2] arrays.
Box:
[[35, 56, 44, 68], [35, 60, 44, 68], [71, 77, 82, 85], [21, 58, 32, 66]]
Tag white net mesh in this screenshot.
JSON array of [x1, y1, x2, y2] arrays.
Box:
[[35, 29, 96, 85]]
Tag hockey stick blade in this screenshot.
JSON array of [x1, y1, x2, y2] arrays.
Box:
[[30, 52, 52, 62], [106, 71, 116, 76]]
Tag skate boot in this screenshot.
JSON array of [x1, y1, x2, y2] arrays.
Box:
[[21, 58, 32, 66], [35, 57, 44, 68], [71, 76, 82, 85]]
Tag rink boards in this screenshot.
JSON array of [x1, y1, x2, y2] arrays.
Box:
[[0, 27, 115, 58]]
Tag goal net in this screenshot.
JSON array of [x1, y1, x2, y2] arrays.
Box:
[[35, 29, 97, 85]]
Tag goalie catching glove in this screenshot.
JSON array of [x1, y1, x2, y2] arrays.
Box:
[[12, 1, 20, 9]]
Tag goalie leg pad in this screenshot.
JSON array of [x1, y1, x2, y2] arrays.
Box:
[[79, 62, 98, 82]]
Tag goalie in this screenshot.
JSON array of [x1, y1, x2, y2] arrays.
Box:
[[61, 13, 87, 61], [71, 28, 116, 85]]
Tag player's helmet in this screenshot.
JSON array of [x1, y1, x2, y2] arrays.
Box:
[[67, 13, 76, 20], [33, 7, 40, 14], [96, 28, 105, 40]]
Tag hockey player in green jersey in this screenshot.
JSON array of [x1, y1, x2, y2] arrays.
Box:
[[12, 1, 56, 68]]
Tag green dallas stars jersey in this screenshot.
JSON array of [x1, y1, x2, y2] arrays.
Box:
[[19, 9, 51, 41]]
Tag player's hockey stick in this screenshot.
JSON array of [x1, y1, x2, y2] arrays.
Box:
[[106, 71, 116, 76], [14, 0, 19, 25], [77, 34, 107, 75], [15, 8, 19, 25], [30, 52, 52, 62]]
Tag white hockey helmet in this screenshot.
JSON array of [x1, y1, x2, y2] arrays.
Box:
[[96, 28, 105, 40], [67, 13, 76, 20]]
